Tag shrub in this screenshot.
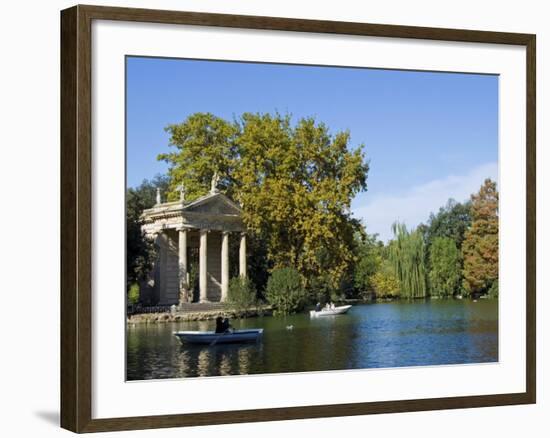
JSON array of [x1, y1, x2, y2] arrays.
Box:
[[488, 281, 499, 298], [265, 267, 307, 315], [128, 282, 140, 305], [227, 277, 257, 314]]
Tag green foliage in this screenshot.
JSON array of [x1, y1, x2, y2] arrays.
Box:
[[159, 113, 239, 201], [370, 259, 401, 297], [227, 277, 257, 314], [352, 232, 401, 299], [428, 237, 461, 298], [126, 175, 170, 292], [127, 283, 140, 305], [353, 233, 382, 294], [424, 199, 472, 249], [462, 179, 499, 296], [265, 267, 308, 315], [159, 112, 369, 290], [488, 280, 499, 298], [389, 223, 427, 299]]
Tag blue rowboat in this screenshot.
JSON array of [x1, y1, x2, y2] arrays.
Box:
[[173, 329, 263, 345]]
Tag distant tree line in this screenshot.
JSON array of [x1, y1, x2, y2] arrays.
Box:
[[352, 179, 499, 300]]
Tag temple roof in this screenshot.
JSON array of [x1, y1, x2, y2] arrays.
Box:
[[141, 192, 245, 233]]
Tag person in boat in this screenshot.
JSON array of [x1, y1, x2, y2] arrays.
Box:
[[315, 302, 321, 312], [221, 317, 233, 333], [330, 302, 336, 310], [215, 316, 225, 334]]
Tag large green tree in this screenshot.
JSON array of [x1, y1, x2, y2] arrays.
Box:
[[462, 179, 499, 296], [428, 236, 461, 298], [159, 112, 369, 290]]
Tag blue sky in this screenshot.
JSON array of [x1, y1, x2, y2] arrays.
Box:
[[127, 57, 498, 241]]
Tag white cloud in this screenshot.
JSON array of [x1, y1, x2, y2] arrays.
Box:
[[352, 162, 498, 242]]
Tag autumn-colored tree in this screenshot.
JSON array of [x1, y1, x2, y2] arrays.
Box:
[[461, 179, 499, 296], [159, 112, 369, 290]]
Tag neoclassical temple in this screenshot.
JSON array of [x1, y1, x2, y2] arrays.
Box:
[[140, 180, 246, 305]]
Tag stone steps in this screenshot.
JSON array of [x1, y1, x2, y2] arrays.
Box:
[[177, 302, 227, 312]]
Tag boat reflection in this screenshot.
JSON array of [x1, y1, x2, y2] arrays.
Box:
[[173, 342, 261, 378]]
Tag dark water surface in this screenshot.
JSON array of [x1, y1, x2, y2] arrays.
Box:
[[126, 300, 498, 380]]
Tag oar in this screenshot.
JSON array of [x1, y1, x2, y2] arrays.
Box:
[[209, 334, 221, 347]]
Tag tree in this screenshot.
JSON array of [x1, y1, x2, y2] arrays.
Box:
[[389, 223, 427, 299], [235, 113, 368, 289], [353, 232, 383, 297], [227, 277, 257, 314], [462, 179, 499, 296], [159, 113, 239, 201], [424, 199, 472, 249], [159, 112, 369, 290], [421, 199, 471, 296], [428, 237, 461, 298], [265, 267, 308, 315], [126, 175, 170, 292], [370, 260, 401, 297]]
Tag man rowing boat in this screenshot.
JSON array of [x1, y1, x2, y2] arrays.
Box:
[[215, 316, 233, 334]]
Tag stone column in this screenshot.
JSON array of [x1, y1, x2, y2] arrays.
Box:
[[221, 231, 230, 302], [178, 228, 188, 304], [239, 232, 247, 278], [199, 229, 208, 302]]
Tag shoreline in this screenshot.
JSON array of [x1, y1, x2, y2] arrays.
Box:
[[126, 296, 496, 324], [127, 306, 273, 324]]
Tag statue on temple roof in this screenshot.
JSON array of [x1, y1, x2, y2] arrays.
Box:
[[156, 187, 161, 204], [210, 171, 220, 194], [177, 183, 186, 201]]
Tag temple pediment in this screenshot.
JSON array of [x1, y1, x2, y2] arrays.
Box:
[[141, 191, 245, 234], [183, 193, 242, 216]]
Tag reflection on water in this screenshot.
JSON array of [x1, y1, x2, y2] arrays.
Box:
[[126, 300, 498, 380]]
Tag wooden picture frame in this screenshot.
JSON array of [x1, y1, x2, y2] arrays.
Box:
[[60, 4, 536, 433]]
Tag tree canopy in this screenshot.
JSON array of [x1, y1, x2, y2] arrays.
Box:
[[159, 112, 369, 288], [424, 198, 472, 249]]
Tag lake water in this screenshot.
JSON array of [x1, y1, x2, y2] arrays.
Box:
[[126, 299, 498, 380]]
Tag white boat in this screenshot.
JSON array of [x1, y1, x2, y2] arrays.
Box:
[[173, 329, 263, 345], [309, 305, 352, 317]]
